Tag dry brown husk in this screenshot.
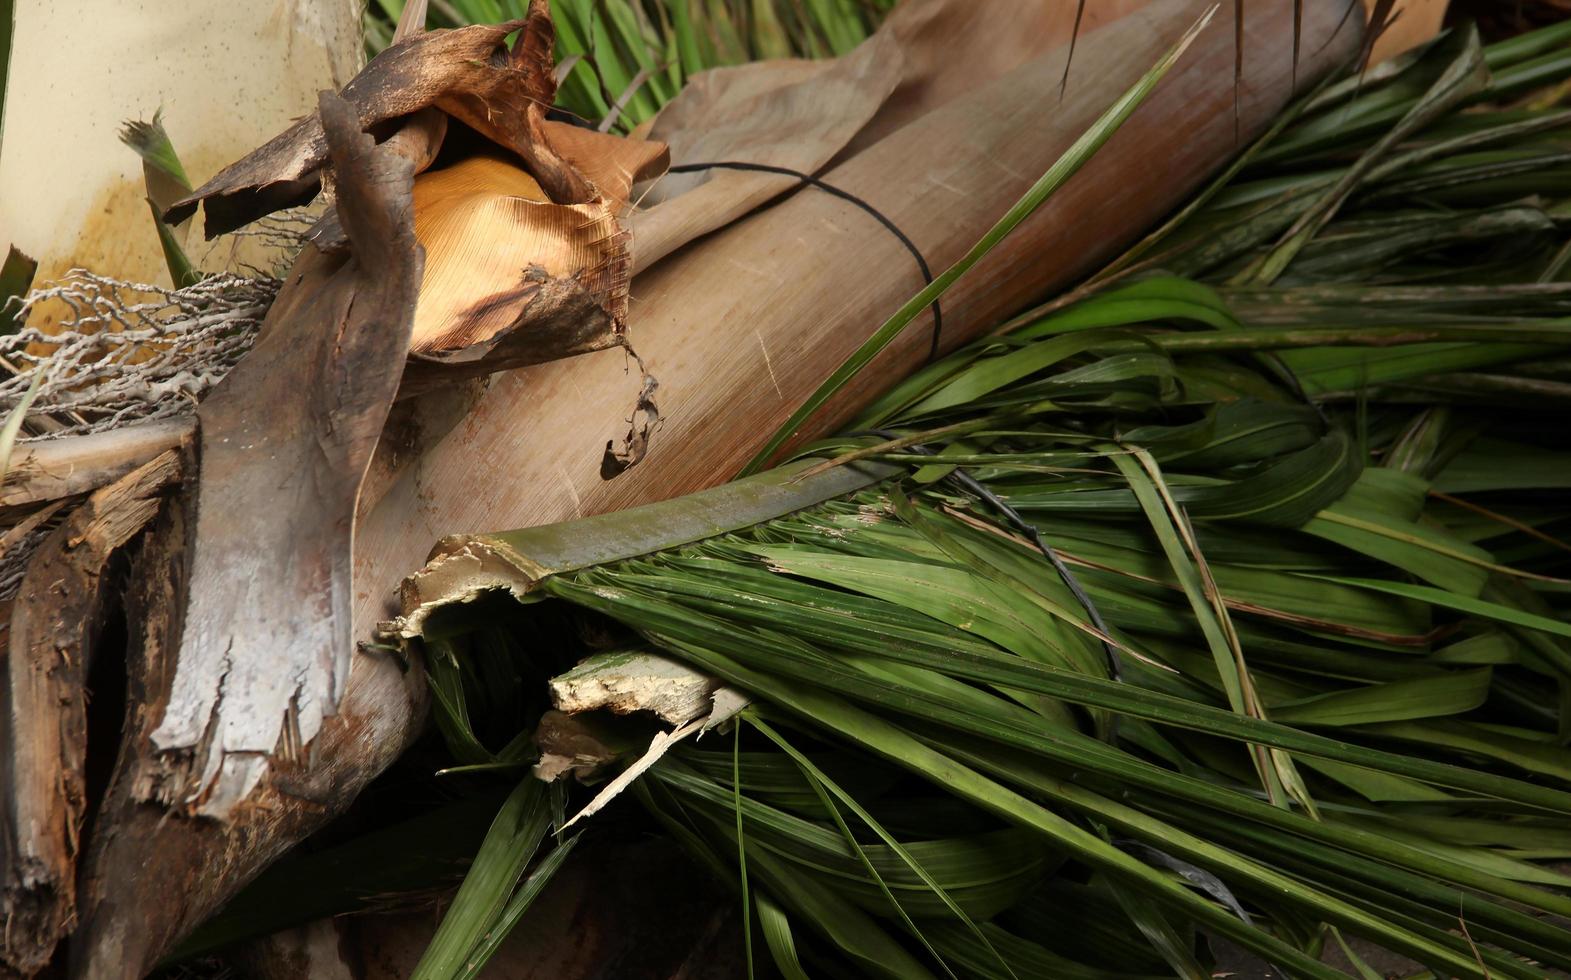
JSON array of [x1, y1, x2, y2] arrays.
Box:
[[170, 2, 669, 377], [403, 119, 666, 372], [410, 153, 552, 351], [19, 1, 1367, 975], [627, 29, 905, 271], [627, 0, 1151, 273]]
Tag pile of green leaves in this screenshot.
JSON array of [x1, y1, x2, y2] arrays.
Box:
[[408, 19, 1571, 980], [364, 0, 892, 130]]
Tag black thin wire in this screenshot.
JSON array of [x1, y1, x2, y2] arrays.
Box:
[[668, 161, 944, 359], [849, 429, 1123, 682]]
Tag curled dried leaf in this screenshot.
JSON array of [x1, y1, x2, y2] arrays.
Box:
[[168, 0, 667, 383], [168, 3, 566, 236], [602, 366, 660, 479], [407, 149, 647, 362]]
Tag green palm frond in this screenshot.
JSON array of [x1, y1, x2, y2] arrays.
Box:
[[385, 19, 1571, 978]]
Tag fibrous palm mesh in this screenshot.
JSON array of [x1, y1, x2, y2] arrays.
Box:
[[1, 271, 275, 439], [0, 243, 292, 596]]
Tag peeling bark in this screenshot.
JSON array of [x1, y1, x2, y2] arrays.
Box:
[[599, 366, 659, 478], [148, 91, 422, 819], [67, 490, 426, 980], [0, 449, 184, 977]]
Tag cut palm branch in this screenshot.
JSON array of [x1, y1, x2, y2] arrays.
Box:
[[377, 15, 1571, 978]]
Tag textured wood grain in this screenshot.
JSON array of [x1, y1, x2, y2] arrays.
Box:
[[0, 449, 183, 976], [145, 92, 422, 820], [0, 418, 192, 509]]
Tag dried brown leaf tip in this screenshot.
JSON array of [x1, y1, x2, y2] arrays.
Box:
[[168, 0, 668, 374]]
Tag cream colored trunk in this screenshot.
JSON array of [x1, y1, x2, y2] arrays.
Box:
[[0, 0, 361, 318]]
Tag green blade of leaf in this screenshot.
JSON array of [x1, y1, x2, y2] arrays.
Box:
[[409, 777, 553, 980]]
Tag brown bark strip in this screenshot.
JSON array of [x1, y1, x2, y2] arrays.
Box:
[[147, 90, 422, 820], [0, 449, 183, 977], [68, 490, 427, 980]]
